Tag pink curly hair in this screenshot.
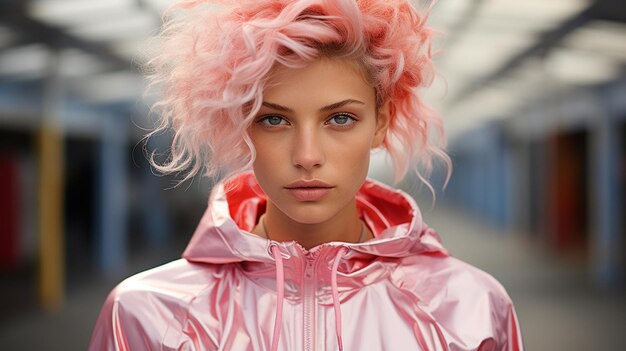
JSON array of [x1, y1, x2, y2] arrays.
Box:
[[145, 0, 451, 190]]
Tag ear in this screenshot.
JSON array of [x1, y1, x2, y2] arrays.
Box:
[[372, 100, 391, 149]]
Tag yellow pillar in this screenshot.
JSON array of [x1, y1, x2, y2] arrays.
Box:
[[38, 122, 65, 311], [38, 50, 65, 311]]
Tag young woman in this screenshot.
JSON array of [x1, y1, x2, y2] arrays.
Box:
[[89, 0, 524, 350]]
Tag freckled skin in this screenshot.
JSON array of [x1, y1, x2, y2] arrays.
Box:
[[249, 57, 390, 249]]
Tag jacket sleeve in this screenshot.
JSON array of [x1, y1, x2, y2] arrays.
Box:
[[486, 282, 524, 351], [88, 283, 191, 351], [88, 286, 133, 351], [501, 301, 524, 351], [434, 257, 525, 351]]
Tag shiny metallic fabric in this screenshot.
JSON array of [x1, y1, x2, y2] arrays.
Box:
[[89, 172, 523, 350]]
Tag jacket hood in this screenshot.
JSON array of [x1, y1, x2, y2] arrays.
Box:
[[183, 171, 448, 264], [91, 171, 523, 351]]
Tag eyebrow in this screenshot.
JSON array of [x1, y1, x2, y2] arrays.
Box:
[[261, 99, 365, 113]]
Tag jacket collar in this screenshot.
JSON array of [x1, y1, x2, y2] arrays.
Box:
[[182, 171, 448, 264]]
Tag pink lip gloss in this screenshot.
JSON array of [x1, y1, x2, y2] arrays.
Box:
[[285, 187, 333, 201]]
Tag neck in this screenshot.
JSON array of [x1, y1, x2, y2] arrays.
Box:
[[253, 198, 370, 249]]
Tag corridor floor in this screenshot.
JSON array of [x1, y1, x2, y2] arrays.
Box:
[[1, 206, 624, 350]]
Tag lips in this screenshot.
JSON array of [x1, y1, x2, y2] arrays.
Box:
[[284, 179, 335, 201]]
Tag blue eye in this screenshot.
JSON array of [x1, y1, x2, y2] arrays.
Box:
[[328, 113, 357, 126], [259, 115, 287, 126]]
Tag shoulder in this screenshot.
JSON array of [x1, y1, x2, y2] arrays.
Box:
[[113, 258, 229, 299], [89, 259, 231, 350], [394, 254, 513, 305], [103, 260, 208, 307], [106, 258, 239, 319], [392, 255, 522, 349]]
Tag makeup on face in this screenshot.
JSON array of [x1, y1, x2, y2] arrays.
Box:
[[283, 178, 335, 201], [248, 58, 388, 246]]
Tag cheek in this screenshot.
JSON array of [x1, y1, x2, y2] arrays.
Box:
[[330, 135, 372, 175], [249, 133, 291, 192], [251, 132, 279, 161], [250, 135, 273, 175], [355, 143, 373, 174]]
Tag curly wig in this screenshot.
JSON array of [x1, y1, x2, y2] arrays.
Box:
[[145, 0, 450, 189]]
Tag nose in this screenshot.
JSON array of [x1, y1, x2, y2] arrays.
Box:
[[291, 126, 325, 170]]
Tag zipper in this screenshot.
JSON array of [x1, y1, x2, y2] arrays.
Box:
[[303, 253, 319, 351]]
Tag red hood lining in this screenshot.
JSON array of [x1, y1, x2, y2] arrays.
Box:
[[223, 172, 414, 236]]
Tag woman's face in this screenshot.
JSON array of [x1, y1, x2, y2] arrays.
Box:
[[249, 57, 389, 225]]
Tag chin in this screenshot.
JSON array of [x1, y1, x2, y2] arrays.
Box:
[[281, 204, 336, 225]]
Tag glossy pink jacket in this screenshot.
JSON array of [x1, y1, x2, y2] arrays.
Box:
[[89, 172, 524, 350]]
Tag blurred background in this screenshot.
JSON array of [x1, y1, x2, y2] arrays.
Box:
[[0, 0, 624, 350]]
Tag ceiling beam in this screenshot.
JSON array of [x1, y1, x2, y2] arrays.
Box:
[[0, 0, 137, 72], [449, 1, 603, 104]]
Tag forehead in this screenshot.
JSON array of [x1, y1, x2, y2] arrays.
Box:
[[263, 57, 375, 105]]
